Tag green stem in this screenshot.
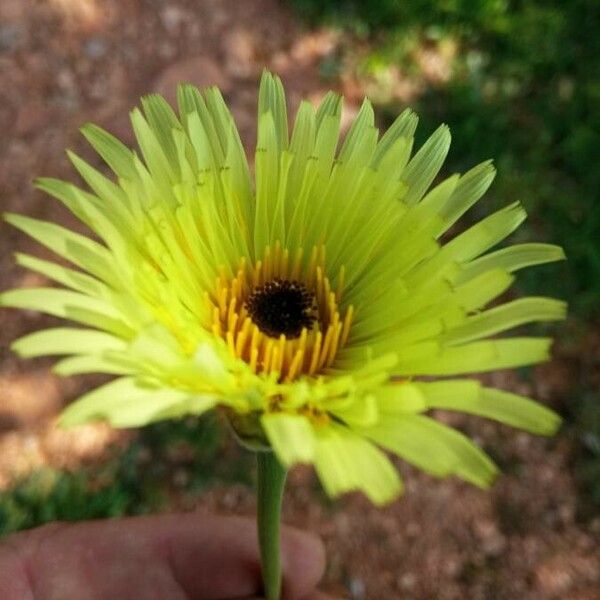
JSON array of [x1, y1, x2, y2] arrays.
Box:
[[256, 451, 287, 600]]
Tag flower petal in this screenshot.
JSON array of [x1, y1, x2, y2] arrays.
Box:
[[15, 253, 106, 297], [402, 124, 451, 205], [441, 297, 567, 345], [438, 160, 496, 232], [314, 425, 403, 505], [80, 122, 138, 179], [456, 243, 567, 282], [53, 353, 135, 376], [4, 213, 117, 286], [0, 288, 134, 338], [11, 327, 126, 358], [375, 383, 427, 413], [363, 414, 498, 487], [395, 337, 551, 376], [417, 380, 561, 435], [443, 202, 527, 263], [60, 377, 215, 428], [258, 70, 288, 152], [261, 413, 316, 466]]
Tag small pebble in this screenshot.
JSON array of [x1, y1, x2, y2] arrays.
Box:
[[0, 24, 23, 52], [348, 578, 366, 599], [84, 36, 107, 60], [398, 572, 417, 590]]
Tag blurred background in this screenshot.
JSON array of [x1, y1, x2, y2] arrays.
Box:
[[0, 0, 599, 597]]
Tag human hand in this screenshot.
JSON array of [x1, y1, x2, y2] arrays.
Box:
[[0, 513, 341, 599]]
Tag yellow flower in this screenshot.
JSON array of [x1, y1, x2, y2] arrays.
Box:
[[1, 71, 566, 504]]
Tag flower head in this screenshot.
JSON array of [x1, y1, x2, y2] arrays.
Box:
[[2, 71, 566, 504]]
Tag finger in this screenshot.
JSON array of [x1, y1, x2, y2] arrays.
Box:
[[1, 514, 325, 600], [154, 514, 324, 599], [280, 526, 325, 599]]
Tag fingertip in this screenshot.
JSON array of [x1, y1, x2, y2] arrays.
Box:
[[280, 526, 326, 599]]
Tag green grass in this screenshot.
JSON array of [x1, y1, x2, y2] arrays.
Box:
[[0, 414, 253, 537]]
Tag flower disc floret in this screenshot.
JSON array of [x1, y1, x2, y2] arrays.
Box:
[[207, 243, 352, 381], [246, 278, 315, 339]]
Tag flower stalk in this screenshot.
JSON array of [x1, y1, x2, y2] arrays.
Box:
[[256, 451, 287, 600]]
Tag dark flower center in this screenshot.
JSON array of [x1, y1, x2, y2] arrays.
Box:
[[246, 278, 316, 339]]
